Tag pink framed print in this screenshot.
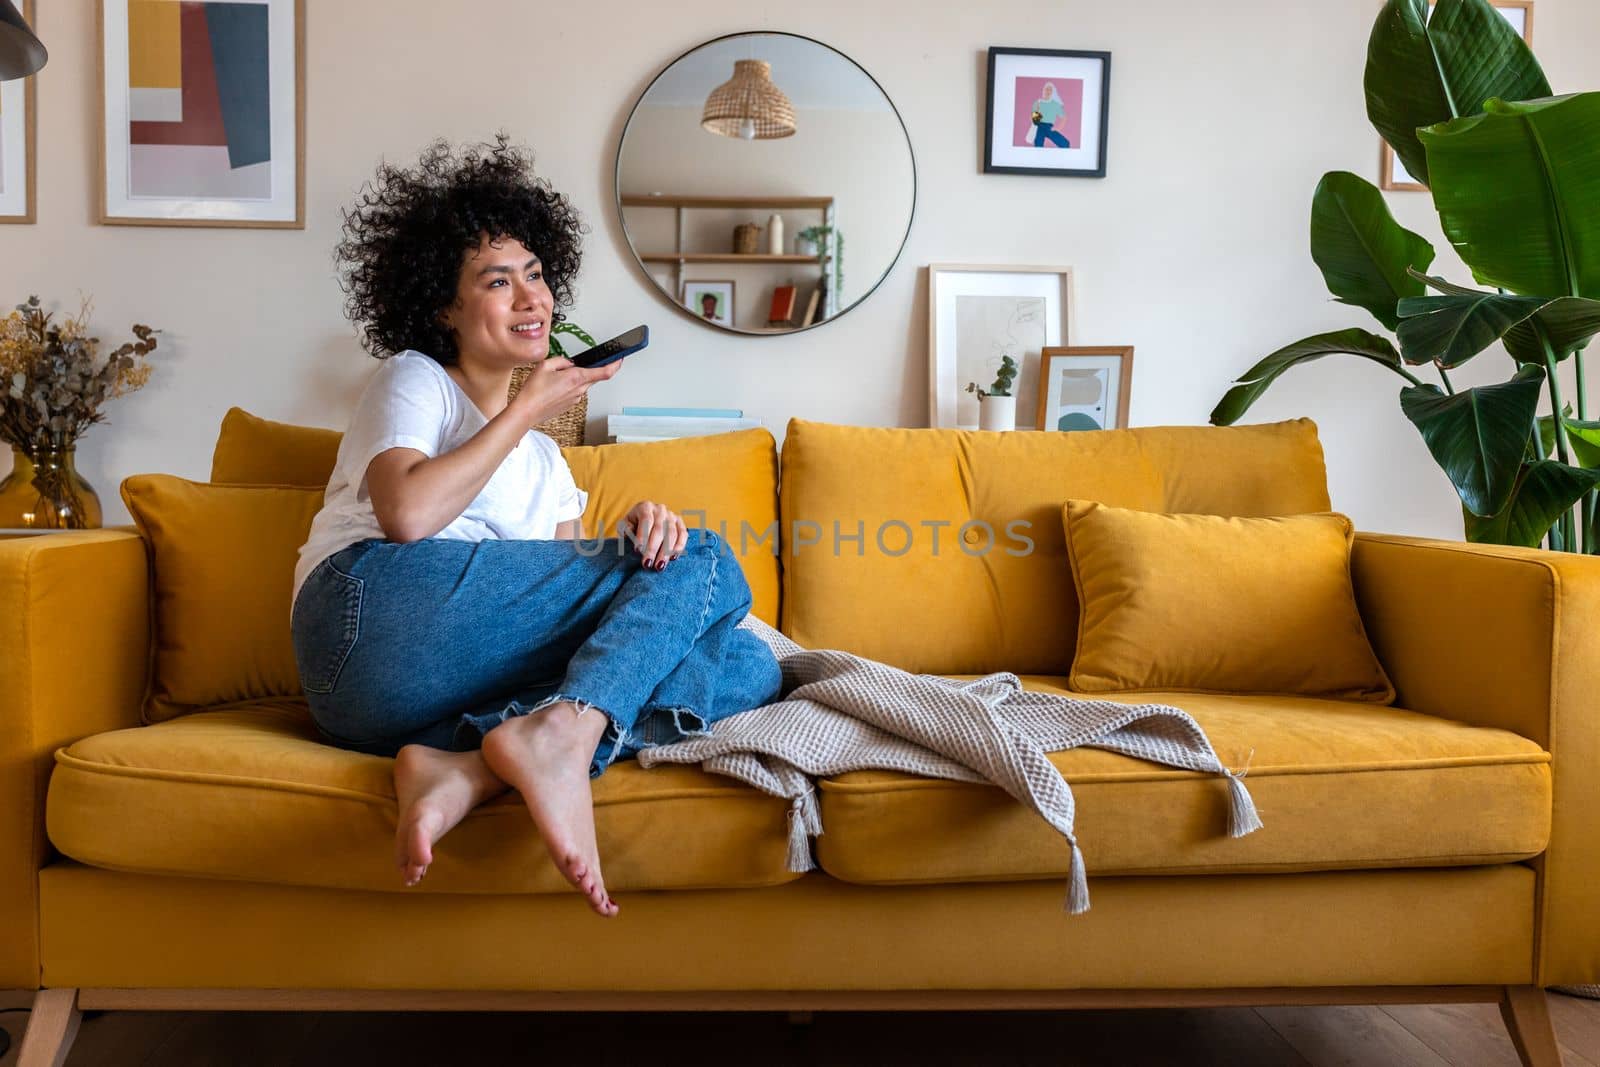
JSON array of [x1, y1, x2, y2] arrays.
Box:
[[983, 47, 1110, 178]]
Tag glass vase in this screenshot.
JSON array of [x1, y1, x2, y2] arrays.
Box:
[[0, 445, 103, 530]]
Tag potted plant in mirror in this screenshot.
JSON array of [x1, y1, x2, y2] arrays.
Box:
[[508, 318, 597, 448], [795, 224, 843, 297], [1211, 0, 1600, 556], [0, 296, 159, 530], [967, 355, 1019, 431]]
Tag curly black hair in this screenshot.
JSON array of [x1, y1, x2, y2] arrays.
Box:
[[335, 133, 585, 364]]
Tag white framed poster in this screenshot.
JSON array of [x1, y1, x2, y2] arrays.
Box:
[[0, 0, 37, 223], [927, 263, 1075, 430], [97, 0, 304, 226]]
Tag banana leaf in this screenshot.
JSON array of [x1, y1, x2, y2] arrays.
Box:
[[1395, 292, 1600, 366], [1562, 418, 1600, 468], [1463, 460, 1600, 547], [1399, 364, 1545, 516], [1421, 93, 1600, 298], [1310, 172, 1434, 331], [1395, 292, 1545, 366], [1407, 270, 1600, 362], [1365, 0, 1550, 186], [1211, 330, 1406, 426]]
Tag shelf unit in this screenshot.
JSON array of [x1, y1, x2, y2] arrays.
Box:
[[622, 194, 838, 323]]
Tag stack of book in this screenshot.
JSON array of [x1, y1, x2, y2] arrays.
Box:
[[607, 407, 762, 444]]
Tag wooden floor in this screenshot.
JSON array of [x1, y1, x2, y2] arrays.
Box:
[[1, 994, 1596, 1066]]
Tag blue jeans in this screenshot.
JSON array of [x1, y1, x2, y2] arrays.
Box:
[[289, 529, 783, 779], [1034, 121, 1070, 148]]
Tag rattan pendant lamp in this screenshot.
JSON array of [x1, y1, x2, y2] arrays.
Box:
[[701, 56, 795, 140]]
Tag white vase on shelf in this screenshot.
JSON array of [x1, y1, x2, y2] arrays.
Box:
[[978, 396, 1016, 432], [766, 213, 784, 255]]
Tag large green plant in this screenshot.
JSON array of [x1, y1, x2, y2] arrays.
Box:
[[1212, 0, 1600, 554]]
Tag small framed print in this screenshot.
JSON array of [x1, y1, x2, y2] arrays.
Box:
[[681, 279, 736, 327], [1380, 1, 1533, 192], [1037, 346, 1133, 432], [928, 263, 1075, 430], [983, 47, 1110, 178], [0, 0, 37, 224], [98, 0, 305, 227]]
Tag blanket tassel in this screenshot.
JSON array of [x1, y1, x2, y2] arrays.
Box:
[[786, 793, 817, 872], [1064, 842, 1090, 915], [1224, 748, 1263, 837]]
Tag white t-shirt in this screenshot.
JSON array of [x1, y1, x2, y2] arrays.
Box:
[[291, 350, 589, 614]]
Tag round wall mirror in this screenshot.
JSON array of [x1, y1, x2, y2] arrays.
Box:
[[615, 32, 916, 335]]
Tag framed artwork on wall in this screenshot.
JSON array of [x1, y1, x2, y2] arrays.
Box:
[[97, 0, 305, 227], [0, 0, 38, 224], [1379, 0, 1533, 192], [983, 47, 1111, 178], [927, 263, 1075, 430], [681, 279, 736, 327], [1037, 346, 1134, 432]]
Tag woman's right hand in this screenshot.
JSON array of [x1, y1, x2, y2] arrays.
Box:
[[510, 356, 622, 427]]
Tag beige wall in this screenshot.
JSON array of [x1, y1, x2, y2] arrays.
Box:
[[3, 0, 1596, 537]]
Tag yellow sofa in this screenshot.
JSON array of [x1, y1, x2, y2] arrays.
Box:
[[4, 412, 1595, 1065]]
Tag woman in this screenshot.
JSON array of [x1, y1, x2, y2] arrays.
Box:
[[1031, 82, 1070, 148], [290, 136, 783, 919]]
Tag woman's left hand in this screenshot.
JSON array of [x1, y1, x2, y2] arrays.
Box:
[[624, 500, 688, 570]]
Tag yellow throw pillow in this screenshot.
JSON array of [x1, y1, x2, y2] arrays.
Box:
[[121, 474, 326, 721], [210, 406, 342, 487], [1061, 501, 1394, 702]]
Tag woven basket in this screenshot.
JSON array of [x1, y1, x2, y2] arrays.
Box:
[[509, 364, 587, 448], [733, 222, 760, 255]]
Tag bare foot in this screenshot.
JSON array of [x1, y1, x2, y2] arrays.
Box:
[[481, 701, 620, 917], [393, 745, 508, 887]]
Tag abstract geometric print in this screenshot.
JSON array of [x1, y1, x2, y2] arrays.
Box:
[[125, 0, 271, 200]]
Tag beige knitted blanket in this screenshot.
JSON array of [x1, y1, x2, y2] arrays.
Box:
[[634, 617, 1262, 914]]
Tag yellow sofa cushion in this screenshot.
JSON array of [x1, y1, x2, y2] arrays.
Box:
[[561, 433, 780, 626], [778, 418, 1333, 675], [814, 682, 1550, 885], [209, 406, 782, 625], [778, 419, 1165, 674], [46, 701, 805, 895], [1063, 502, 1395, 701], [121, 475, 324, 722], [1136, 417, 1333, 516]]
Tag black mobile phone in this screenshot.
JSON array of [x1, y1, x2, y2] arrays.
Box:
[[569, 325, 649, 369]]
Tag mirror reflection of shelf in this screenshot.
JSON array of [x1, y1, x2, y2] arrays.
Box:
[[622, 193, 838, 326]]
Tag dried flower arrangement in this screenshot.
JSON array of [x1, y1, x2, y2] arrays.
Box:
[[0, 296, 158, 451], [0, 296, 160, 528]]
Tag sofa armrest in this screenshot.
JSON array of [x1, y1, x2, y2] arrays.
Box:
[[1352, 531, 1600, 987], [0, 528, 148, 989]]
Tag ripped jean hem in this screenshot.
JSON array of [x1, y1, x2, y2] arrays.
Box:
[[452, 694, 720, 779], [452, 691, 628, 780]]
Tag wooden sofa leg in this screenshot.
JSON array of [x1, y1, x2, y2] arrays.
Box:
[[17, 988, 81, 1067], [1499, 985, 1565, 1067]]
